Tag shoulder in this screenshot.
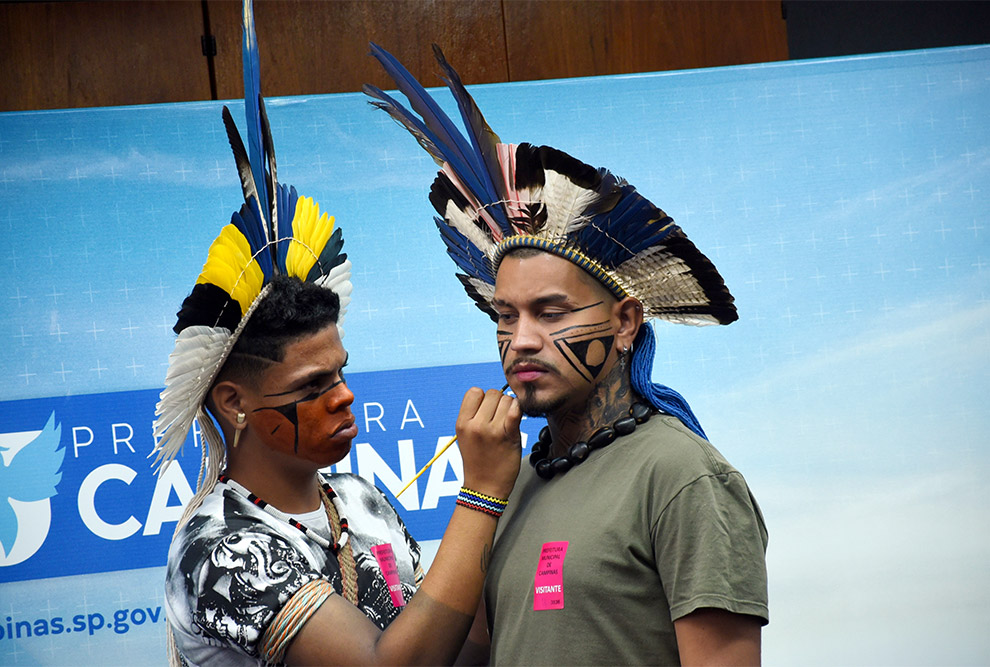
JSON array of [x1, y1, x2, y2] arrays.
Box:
[[321, 472, 414, 542], [167, 485, 316, 586], [618, 415, 739, 482], [615, 417, 764, 527], [323, 471, 381, 499]]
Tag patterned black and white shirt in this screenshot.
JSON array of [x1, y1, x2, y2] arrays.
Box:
[[165, 473, 422, 666]]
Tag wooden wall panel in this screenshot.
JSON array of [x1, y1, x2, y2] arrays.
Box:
[[0, 1, 212, 111], [0, 0, 787, 112], [502, 0, 788, 81], [208, 0, 508, 101]]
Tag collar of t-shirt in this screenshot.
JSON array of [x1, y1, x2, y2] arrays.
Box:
[[294, 506, 332, 541]]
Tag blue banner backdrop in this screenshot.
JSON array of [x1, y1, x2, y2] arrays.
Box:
[[0, 362, 542, 584], [1, 45, 989, 665]]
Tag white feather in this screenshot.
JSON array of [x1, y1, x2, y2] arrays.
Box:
[[444, 200, 496, 255], [151, 326, 231, 472], [467, 276, 495, 304], [615, 246, 719, 326], [315, 258, 353, 334], [540, 168, 603, 239]]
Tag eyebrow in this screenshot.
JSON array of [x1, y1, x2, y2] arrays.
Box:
[[492, 293, 571, 308], [264, 352, 349, 398]]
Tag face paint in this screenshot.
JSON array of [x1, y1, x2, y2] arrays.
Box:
[[254, 379, 346, 453], [244, 324, 357, 467], [494, 252, 622, 418], [550, 320, 615, 384], [497, 330, 512, 364]]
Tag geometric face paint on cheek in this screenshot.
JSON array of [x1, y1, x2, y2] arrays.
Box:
[[496, 330, 512, 364], [550, 321, 615, 384], [253, 380, 343, 454]]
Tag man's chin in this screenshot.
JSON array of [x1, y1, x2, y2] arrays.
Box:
[[518, 387, 567, 418]]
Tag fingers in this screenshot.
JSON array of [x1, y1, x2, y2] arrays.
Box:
[[457, 387, 517, 426], [492, 389, 522, 434], [458, 386, 486, 421], [456, 387, 522, 498]]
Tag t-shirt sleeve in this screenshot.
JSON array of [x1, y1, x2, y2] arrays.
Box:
[[189, 527, 324, 658], [654, 470, 770, 624]]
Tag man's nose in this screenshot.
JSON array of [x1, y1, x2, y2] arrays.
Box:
[[325, 382, 355, 411], [509, 314, 542, 352]]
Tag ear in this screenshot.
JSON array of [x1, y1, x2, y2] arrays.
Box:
[[613, 297, 643, 353], [209, 380, 250, 434]]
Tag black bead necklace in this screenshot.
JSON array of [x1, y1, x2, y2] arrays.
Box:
[[529, 402, 655, 480]]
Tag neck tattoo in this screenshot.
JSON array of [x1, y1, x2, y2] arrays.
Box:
[[528, 402, 655, 479]]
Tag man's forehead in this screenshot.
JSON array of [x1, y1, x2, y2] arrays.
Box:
[[268, 325, 346, 380], [494, 252, 612, 302]]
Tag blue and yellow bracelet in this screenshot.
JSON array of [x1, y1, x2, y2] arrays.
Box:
[[456, 487, 510, 518]]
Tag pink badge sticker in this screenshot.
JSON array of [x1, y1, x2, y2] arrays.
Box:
[[533, 541, 569, 610], [371, 543, 406, 608]]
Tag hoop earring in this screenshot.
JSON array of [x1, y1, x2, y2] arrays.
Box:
[[232, 412, 246, 448]]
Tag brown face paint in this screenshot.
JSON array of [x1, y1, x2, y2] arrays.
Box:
[[253, 379, 344, 454], [550, 320, 615, 384]]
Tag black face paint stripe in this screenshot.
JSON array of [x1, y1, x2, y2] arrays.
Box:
[[568, 301, 604, 313], [549, 320, 612, 337]]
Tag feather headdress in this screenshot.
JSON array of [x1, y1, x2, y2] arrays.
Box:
[[151, 0, 352, 481], [365, 44, 734, 439]]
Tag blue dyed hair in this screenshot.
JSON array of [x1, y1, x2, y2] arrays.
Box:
[[630, 322, 707, 440]]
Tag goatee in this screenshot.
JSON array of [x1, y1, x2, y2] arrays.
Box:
[[517, 384, 567, 418]]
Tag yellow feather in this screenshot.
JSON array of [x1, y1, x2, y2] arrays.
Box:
[[195, 225, 265, 315], [286, 196, 335, 280]]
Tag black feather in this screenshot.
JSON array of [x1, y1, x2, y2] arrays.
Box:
[[221, 106, 261, 219], [174, 283, 242, 334]]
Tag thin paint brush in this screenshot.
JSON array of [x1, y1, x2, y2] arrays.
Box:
[[396, 384, 511, 498]]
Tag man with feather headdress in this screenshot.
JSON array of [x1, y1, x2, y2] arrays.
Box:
[[151, 5, 522, 665], [366, 45, 769, 665]]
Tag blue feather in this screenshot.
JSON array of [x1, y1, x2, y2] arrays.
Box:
[[230, 204, 273, 279], [582, 187, 677, 267], [367, 44, 508, 230], [274, 184, 296, 272], [430, 44, 509, 230], [435, 218, 493, 283], [368, 45, 481, 182], [364, 84, 494, 216], [241, 0, 270, 227]]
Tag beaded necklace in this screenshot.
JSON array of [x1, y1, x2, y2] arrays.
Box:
[[529, 402, 655, 479], [217, 474, 359, 603]]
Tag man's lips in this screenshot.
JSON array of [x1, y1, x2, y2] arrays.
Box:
[[509, 361, 553, 382], [330, 419, 358, 440]]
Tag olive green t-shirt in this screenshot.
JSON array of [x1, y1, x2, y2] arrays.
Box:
[[485, 415, 769, 666]]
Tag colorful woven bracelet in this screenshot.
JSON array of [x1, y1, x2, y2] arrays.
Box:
[[456, 487, 509, 518]]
